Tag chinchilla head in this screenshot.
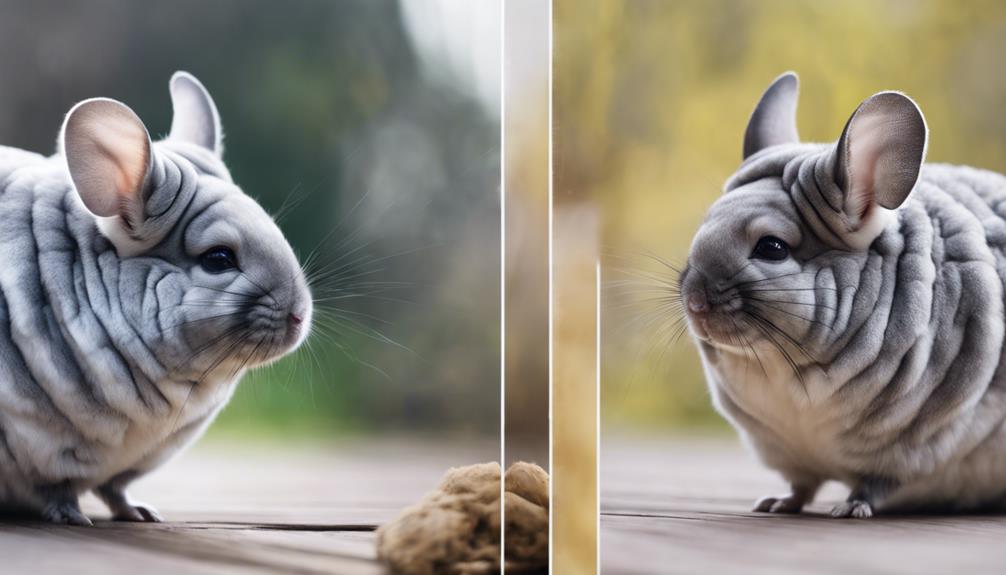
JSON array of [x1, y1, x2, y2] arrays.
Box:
[[682, 72, 928, 368], [59, 71, 312, 382]]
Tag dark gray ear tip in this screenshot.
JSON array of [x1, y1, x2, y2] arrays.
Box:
[[170, 71, 202, 91], [169, 72, 218, 113], [67, 97, 138, 117], [857, 91, 929, 153], [773, 71, 799, 90], [168, 71, 218, 118], [743, 72, 802, 159], [837, 90, 929, 211], [866, 91, 927, 125], [63, 98, 148, 138], [761, 72, 799, 100], [168, 70, 223, 155]]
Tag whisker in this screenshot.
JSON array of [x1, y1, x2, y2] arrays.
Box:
[[732, 271, 820, 288], [747, 309, 816, 362], [733, 316, 768, 378], [180, 323, 249, 366], [169, 325, 252, 436], [309, 322, 392, 379], [240, 274, 277, 306], [745, 299, 834, 332], [160, 310, 248, 332], [637, 249, 684, 276], [744, 311, 810, 399], [199, 329, 253, 381], [723, 262, 753, 284], [272, 182, 315, 225], [229, 337, 266, 380], [299, 186, 381, 274], [742, 287, 838, 293], [313, 310, 418, 357], [192, 285, 265, 299], [743, 295, 836, 311]]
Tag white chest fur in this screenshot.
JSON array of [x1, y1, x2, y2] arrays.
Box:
[[705, 346, 854, 482], [705, 344, 1006, 511], [83, 376, 235, 489]]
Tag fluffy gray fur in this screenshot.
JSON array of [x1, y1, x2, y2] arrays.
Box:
[[0, 72, 311, 525], [683, 72, 1006, 517]]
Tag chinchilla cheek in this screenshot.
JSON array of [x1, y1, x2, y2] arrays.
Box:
[[117, 260, 189, 345]]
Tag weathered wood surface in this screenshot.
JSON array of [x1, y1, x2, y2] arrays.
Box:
[[3, 439, 496, 575], [601, 436, 1006, 574]]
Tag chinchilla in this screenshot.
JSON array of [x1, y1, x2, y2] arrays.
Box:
[[682, 71, 1006, 518], [0, 72, 311, 525]]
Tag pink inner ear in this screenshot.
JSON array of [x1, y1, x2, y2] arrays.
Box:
[[64, 99, 152, 219], [93, 120, 149, 199], [846, 114, 886, 222]]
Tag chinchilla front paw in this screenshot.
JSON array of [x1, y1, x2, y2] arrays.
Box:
[[753, 494, 805, 514], [111, 501, 163, 523], [97, 481, 163, 523], [830, 499, 874, 519], [41, 500, 93, 526]]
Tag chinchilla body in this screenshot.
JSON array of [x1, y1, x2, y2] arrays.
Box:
[[0, 72, 311, 524], [683, 72, 1006, 517]]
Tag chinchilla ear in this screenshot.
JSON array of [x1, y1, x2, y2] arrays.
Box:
[[743, 71, 800, 159], [834, 91, 928, 224], [62, 98, 152, 227], [168, 71, 223, 156]]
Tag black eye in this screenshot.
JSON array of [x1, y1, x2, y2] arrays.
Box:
[[199, 246, 238, 273], [752, 236, 789, 261]]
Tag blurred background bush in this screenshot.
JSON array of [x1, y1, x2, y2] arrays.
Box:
[[0, 0, 500, 441], [552, 0, 1006, 433]]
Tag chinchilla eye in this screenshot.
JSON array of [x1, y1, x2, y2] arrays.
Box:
[[199, 246, 238, 273], [751, 236, 789, 261]]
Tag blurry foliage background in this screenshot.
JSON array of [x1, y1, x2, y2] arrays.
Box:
[[0, 0, 500, 441], [553, 0, 1006, 432]]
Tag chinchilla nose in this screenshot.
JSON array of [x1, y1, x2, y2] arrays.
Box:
[[288, 312, 304, 326], [687, 292, 709, 315]]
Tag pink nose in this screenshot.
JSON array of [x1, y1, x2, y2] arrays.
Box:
[[288, 312, 303, 326], [687, 293, 708, 314]]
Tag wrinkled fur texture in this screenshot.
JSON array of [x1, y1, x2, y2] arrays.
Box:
[[684, 73, 1006, 517], [0, 72, 311, 524]]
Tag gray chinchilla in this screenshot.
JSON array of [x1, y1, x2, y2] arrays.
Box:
[[0, 71, 311, 524], [682, 71, 1006, 517]]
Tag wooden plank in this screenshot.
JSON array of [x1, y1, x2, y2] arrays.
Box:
[[601, 437, 1006, 574], [0, 439, 496, 574], [0, 523, 382, 575]]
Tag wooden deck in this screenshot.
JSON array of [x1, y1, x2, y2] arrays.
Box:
[[3, 439, 496, 574], [601, 436, 1006, 574]]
